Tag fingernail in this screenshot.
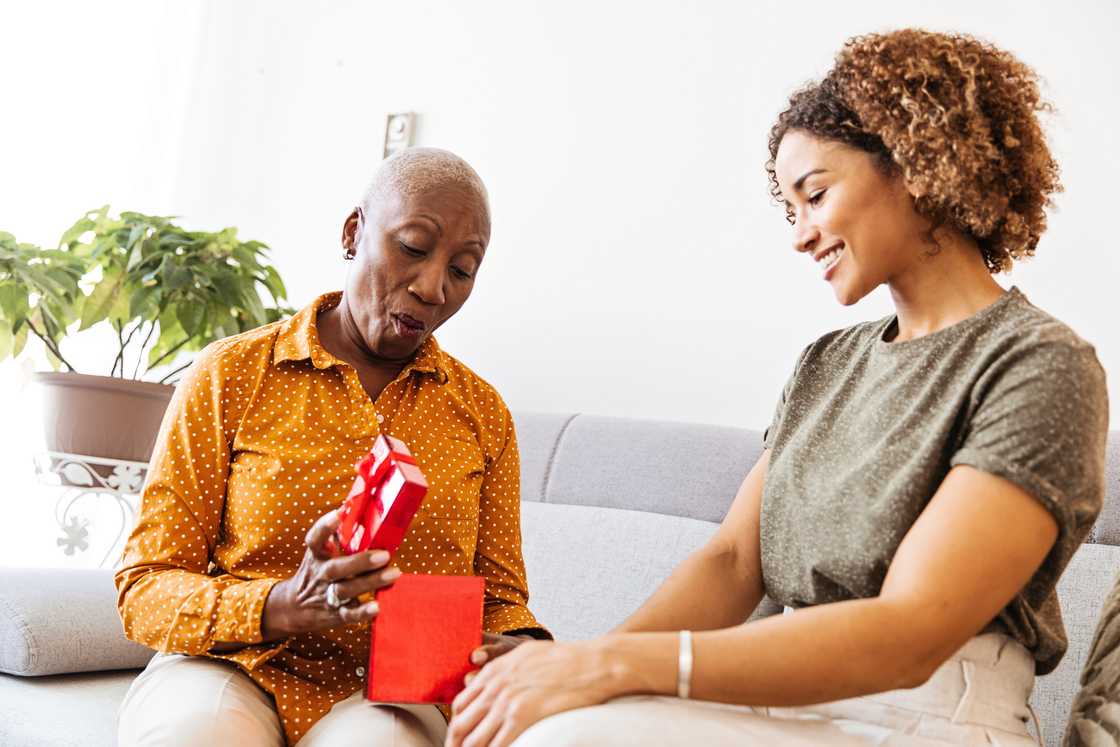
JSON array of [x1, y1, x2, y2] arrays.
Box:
[[383, 567, 402, 581], [369, 550, 389, 565], [471, 650, 486, 665]]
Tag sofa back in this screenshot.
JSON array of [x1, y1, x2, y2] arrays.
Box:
[[512, 412, 1119, 747]]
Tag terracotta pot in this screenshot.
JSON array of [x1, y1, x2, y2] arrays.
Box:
[[32, 372, 175, 463]]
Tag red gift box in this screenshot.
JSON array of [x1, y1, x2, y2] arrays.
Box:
[[338, 434, 428, 556], [367, 573, 485, 704]]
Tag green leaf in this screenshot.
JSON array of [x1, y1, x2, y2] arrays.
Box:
[[108, 284, 132, 325], [11, 323, 28, 357], [127, 225, 144, 250], [0, 321, 12, 359], [260, 264, 288, 301], [210, 305, 238, 338], [131, 237, 160, 270], [129, 283, 159, 319], [79, 265, 124, 330], [208, 272, 242, 308], [39, 299, 72, 340], [231, 245, 263, 272], [176, 301, 205, 337], [0, 283, 26, 322], [59, 216, 96, 248], [159, 255, 190, 291], [45, 265, 81, 289], [13, 263, 70, 301], [240, 286, 266, 325], [158, 232, 192, 250], [89, 235, 118, 261]]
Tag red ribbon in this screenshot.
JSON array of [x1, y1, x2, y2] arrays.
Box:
[[357, 448, 418, 525]]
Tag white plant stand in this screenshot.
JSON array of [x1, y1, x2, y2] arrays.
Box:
[[33, 452, 148, 567]]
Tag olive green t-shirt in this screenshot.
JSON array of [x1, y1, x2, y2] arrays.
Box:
[[760, 287, 1109, 674]]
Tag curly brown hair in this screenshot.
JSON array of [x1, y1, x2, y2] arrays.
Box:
[[765, 29, 1061, 273]]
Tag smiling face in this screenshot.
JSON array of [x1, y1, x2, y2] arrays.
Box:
[[773, 130, 931, 306], [339, 184, 490, 361]]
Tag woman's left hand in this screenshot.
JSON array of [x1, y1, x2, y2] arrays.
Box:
[[445, 640, 620, 747]]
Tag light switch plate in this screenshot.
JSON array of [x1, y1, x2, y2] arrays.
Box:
[[383, 112, 416, 158]]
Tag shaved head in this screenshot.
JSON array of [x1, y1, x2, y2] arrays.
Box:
[[361, 147, 489, 221], [333, 146, 492, 364]]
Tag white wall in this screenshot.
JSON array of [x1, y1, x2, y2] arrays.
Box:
[[165, 0, 1119, 429], [0, 2, 204, 244], [3, 0, 1118, 436], [0, 1, 207, 565]]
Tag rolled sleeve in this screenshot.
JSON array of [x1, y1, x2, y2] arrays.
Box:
[[949, 342, 1108, 550]]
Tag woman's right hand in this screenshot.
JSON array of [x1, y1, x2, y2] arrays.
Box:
[[260, 509, 400, 640]]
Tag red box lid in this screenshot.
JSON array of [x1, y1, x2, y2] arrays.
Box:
[[368, 574, 485, 705]]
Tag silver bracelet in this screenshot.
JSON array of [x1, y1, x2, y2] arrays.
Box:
[[677, 630, 693, 699]]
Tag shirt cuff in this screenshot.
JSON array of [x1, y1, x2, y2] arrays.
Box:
[[505, 627, 554, 641], [213, 577, 281, 645], [213, 638, 290, 671]]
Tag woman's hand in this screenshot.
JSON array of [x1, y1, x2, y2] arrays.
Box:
[[446, 640, 622, 747], [260, 509, 400, 640]]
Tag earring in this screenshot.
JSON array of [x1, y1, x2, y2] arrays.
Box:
[[343, 248, 356, 260]]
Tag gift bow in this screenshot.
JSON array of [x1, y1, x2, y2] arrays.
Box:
[[356, 445, 418, 527]]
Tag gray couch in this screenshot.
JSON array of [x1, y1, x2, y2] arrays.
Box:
[[1, 412, 1117, 746]]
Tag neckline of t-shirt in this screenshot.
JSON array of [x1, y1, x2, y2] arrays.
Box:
[[874, 286, 1022, 353]]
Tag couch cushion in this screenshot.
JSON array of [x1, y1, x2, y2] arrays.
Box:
[[1031, 542, 1120, 747], [512, 411, 577, 503], [1092, 434, 1120, 545], [0, 669, 137, 746], [543, 414, 766, 523], [521, 501, 779, 642], [0, 568, 154, 676]]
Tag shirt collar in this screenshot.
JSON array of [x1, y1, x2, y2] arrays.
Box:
[[273, 291, 448, 383]]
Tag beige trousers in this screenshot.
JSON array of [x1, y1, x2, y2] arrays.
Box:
[[512, 633, 1040, 746], [116, 653, 446, 746], [119, 634, 1038, 746]]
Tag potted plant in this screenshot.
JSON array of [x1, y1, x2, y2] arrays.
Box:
[[0, 206, 292, 470]]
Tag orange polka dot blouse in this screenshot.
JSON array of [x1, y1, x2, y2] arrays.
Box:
[[115, 292, 546, 744]]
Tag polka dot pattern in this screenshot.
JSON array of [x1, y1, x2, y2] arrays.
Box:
[[115, 292, 545, 744]]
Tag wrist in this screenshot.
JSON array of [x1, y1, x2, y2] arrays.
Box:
[[589, 633, 677, 699], [260, 579, 292, 641]]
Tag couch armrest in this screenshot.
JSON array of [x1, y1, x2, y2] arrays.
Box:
[[0, 567, 153, 676]]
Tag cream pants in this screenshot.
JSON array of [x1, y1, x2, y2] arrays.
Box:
[[513, 633, 1040, 746], [116, 653, 446, 746], [119, 634, 1038, 746]]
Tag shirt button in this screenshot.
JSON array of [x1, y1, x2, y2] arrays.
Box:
[[356, 666, 366, 678], [375, 413, 384, 424]]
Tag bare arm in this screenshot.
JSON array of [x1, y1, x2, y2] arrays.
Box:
[[613, 451, 770, 634], [605, 464, 1059, 703], [447, 465, 1060, 746]]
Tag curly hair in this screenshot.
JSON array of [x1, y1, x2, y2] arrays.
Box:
[[765, 29, 1061, 273]]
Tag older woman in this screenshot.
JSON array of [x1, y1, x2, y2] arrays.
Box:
[[115, 148, 547, 747], [446, 30, 1109, 747]]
